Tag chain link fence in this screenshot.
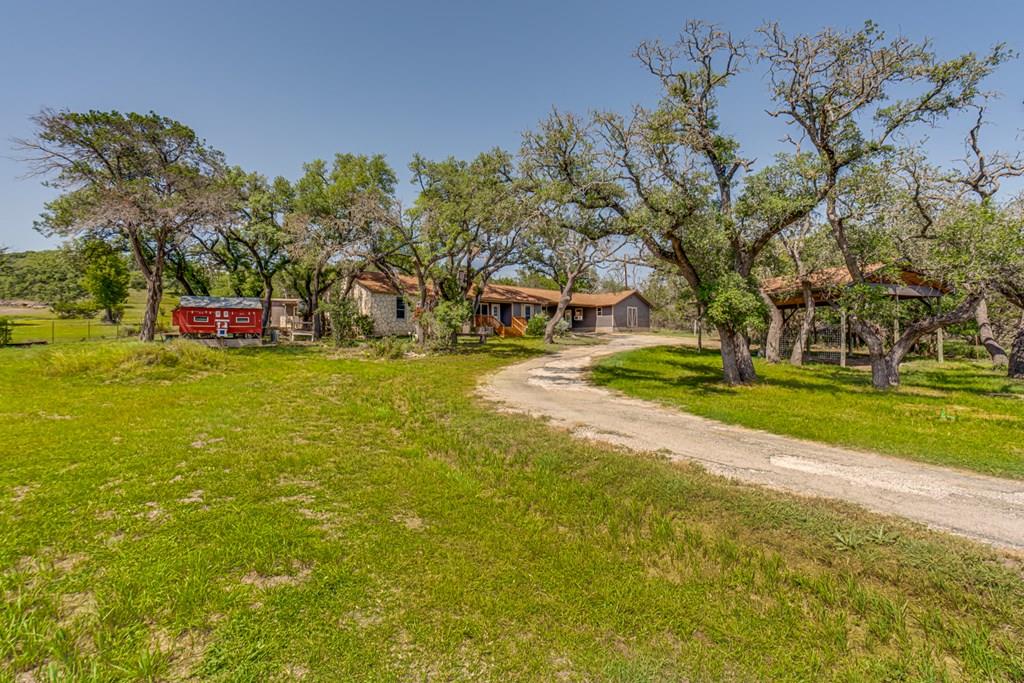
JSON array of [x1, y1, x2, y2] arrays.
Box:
[[6, 318, 134, 345]]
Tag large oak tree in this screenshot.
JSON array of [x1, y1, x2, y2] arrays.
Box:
[[19, 110, 229, 340]]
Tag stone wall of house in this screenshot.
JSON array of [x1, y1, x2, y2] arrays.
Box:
[[350, 286, 416, 336]]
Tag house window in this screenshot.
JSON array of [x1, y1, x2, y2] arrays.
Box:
[[236, 316, 250, 324], [396, 297, 406, 320], [193, 315, 209, 323], [574, 308, 583, 321]]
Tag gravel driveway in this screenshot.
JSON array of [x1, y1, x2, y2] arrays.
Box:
[[479, 334, 1024, 551]]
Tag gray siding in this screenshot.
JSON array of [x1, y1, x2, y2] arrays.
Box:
[[612, 294, 651, 331], [569, 305, 597, 331]]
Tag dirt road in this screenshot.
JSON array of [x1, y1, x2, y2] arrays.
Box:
[[480, 335, 1024, 551]]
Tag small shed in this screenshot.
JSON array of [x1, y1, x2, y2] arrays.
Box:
[[172, 296, 263, 339]]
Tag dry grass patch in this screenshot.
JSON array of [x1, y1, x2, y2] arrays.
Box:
[[240, 561, 313, 590]]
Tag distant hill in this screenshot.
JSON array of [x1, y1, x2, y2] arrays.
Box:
[[0, 249, 84, 303]]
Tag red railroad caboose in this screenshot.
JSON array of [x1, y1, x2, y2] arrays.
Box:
[[172, 296, 263, 339]]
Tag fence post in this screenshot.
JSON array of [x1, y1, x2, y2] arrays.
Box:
[[839, 310, 847, 368], [51, 320, 55, 344], [87, 320, 90, 340]]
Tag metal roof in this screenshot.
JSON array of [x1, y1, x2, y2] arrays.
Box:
[[763, 264, 950, 309], [177, 296, 264, 310], [353, 272, 650, 308]]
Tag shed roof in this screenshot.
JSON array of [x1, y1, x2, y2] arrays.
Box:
[[763, 265, 950, 309], [177, 296, 264, 310]]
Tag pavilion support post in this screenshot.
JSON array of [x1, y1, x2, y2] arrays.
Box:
[[839, 309, 847, 368], [893, 293, 900, 344], [937, 327, 944, 364]]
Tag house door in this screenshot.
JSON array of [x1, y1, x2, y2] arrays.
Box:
[[626, 306, 638, 329], [523, 304, 532, 320], [490, 304, 500, 319]]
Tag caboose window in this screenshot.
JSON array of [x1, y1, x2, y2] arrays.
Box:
[[236, 316, 250, 323], [193, 315, 209, 322]]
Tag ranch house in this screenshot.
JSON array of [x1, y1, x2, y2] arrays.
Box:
[[350, 272, 652, 337]]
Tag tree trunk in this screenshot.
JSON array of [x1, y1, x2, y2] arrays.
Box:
[[545, 273, 577, 344], [310, 270, 322, 340], [789, 281, 815, 366], [415, 295, 428, 347], [734, 330, 757, 383], [857, 292, 983, 390], [848, 317, 895, 389], [717, 325, 757, 385], [1009, 321, 1024, 379], [140, 271, 163, 342], [869, 353, 902, 389], [174, 272, 197, 296], [975, 297, 1008, 366], [717, 325, 742, 385], [126, 229, 163, 342], [261, 277, 273, 336], [760, 289, 783, 363], [695, 304, 703, 353]]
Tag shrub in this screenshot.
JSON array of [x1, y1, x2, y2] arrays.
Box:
[[366, 336, 412, 360], [321, 298, 374, 347], [0, 317, 12, 346], [525, 314, 548, 337], [703, 273, 765, 333], [525, 314, 570, 339], [422, 300, 473, 349], [50, 299, 99, 319]]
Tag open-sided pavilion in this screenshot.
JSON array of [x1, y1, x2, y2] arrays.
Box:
[[763, 264, 950, 366]]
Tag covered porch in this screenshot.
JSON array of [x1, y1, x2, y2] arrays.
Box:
[[473, 300, 547, 337]]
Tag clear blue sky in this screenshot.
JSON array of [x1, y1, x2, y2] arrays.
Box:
[[2, 0, 1022, 251]]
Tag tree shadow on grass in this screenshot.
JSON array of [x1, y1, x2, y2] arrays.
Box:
[[632, 346, 1024, 405], [604, 346, 910, 399], [903, 364, 1024, 399], [591, 362, 739, 396]]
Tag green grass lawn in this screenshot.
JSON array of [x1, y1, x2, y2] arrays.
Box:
[[592, 346, 1024, 480], [2, 340, 1023, 681], [3, 290, 177, 344]]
